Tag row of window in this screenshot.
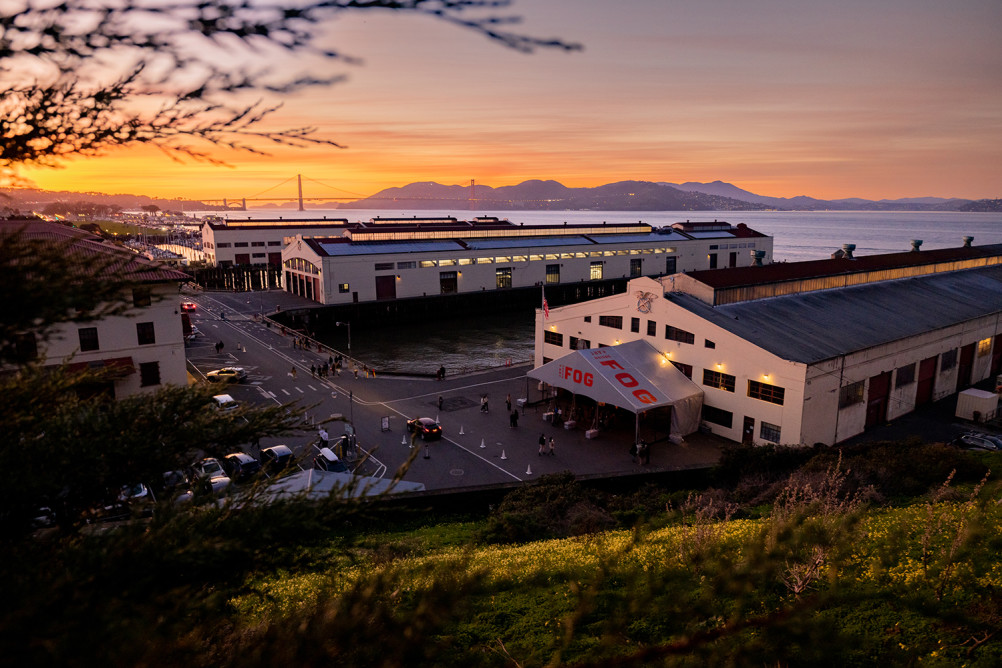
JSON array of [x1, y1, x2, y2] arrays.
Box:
[[79, 322, 158, 350], [377, 248, 674, 271], [214, 240, 283, 249], [700, 405, 782, 442]]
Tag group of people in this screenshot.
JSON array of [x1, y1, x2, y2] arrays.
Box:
[[310, 355, 343, 379], [538, 434, 556, 456], [630, 439, 651, 465]]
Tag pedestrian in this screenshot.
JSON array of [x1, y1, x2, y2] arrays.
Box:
[[643, 440, 651, 465], [636, 440, 647, 465], [548, 436, 555, 456], [505, 393, 512, 412], [329, 355, 334, 368], [538, 433, 546, 456], [290, 366, 297, 379], [311, 364, 316, 378], [353, 367, 359, 380], [438, 396, 444, 411], [480, 395, 489, 413], [630, 442, 638, 464], [319, 426, 329, 450], [438, 365, 445, 381], [510, 409, 519, 428]]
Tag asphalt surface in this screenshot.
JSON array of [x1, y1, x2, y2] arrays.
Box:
[[183, 288, 728, 491]]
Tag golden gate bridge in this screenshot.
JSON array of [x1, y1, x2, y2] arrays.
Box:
[[201, 175, 495, 211]]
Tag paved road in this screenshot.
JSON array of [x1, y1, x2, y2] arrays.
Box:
[[183, 289, 728, 491]]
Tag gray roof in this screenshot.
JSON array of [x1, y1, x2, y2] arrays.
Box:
[[670, 265, 1002, 364], [682, 230, 737, 239], [463, 236, 593, 250], [317, 240, 464, 256], [588, 233, 668, 245]]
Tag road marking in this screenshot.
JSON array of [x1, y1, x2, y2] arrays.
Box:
[[295, 387, 304, 394], [281, 389, 290, 396]]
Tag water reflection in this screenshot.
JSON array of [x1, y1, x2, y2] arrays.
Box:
[[318, 310, 536, 375]]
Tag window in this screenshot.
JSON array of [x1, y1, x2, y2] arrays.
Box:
[[665, 256, 677, 274], [139, 361, 161, 387], [702, 405, 733, 428], [338, 283, 349, 293], [665, 325, 695, 344], [630, 317, 640, 333], [132, 287, 150, 307], [234, 242, 249, 248], [978, 337, 992, 357], [671, 361, 693, 378], [217, 242, 231, 248], [397, 261, 416, 270], [267, 240, 282, 246], [569, 336, 590, 350], [590, 261, 604, 280], [546, 264, 560, 284], [496, 267, 513, 289], [630, 258, 642, 277], [748, 380, 785, 405], [895, 363, 916, 388], [703, 369, 735, 392], [136, 322, 155, 345], [708, 253, 718, 269], [543, 330, 564, 346], [839, 380, 865, 408], [940, 348, 957, 370], [252, 253, 265, 258], [583, 316, 592, 323], [375, 262, 394, 271], [704, 339, 715, 349], [251, 241, 265, 247], [419, 260, 437, 268], [647, 320, 657, 337], [78, 327, 99, 352], [599, 315, 623, 329], [760, 422, 782, 443]]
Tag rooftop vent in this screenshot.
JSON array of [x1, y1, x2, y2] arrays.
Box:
[[831, 243, 856, 260], [750, 250, 766, 266], [910, 239, 923, 252], [963, 236, 974, 247]]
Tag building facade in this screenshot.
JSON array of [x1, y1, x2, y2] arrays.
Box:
[[536, 241, 1002, 446], [201, 218, 349, 267], [4, 221, 190, 398], [280, 217, 772, 305]]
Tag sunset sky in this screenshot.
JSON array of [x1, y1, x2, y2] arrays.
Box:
[[18, 0, 1002, 203]]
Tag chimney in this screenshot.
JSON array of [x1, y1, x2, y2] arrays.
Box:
[[963, 236, 973, 247], [750, 250, 766, 266], [910, 239, 923, 252], [842, 243, 855, 259]]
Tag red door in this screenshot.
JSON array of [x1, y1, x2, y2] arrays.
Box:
[[865, 371, 891, 429], [915, 356, 937, 406]]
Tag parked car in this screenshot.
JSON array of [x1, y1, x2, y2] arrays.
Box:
[[180, 301, 197, 311], [954, 432, 1002, 451], [261, 444, 295, 474], [223, 452, 261, 481], [212, 394, 239, 412], [206, 367, 247, 383], [194, 457, 225, 478], [192, 458, 231, 496], [313, 447, 348, 473], [406, 417, 443, 441], [158, 470, 193, 503]]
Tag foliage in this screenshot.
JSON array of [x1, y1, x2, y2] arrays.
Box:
[[1, 0, 580, 187]]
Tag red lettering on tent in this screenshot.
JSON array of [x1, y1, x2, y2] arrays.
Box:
[[633, 389, 657, 404], [615, 372, 638, 387], [600, 360, 624, 370]]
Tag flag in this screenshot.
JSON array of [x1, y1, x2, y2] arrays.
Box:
[[542, 286, 549, 319]]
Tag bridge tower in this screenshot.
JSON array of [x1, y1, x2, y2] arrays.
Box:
[[297, 174, 305, 212], [469, 179, 475, 210]]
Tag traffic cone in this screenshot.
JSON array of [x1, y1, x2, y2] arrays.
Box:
[[525, 465, 532, 475], [459, 425, 465, 435], [423, 445, 430, 459], [402, 435, 407, 445], [480, 438, 486, 448], [500, 450, 507, 460]]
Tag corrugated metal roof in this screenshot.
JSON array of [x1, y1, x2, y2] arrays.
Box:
[[316, 240, 464, 256], [683, 231, 737, 239], [670, 265, 1002, 364], [588, 233, 667, 245], [464, 236, 593, 250]]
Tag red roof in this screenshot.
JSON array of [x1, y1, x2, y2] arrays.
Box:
[[686, 243, 1002, 289]]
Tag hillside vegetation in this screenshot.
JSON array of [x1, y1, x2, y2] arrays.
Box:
[[4, 441, 1001, 667]]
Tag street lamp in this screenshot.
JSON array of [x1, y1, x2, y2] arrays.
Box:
[[335, 321, 351, 353]]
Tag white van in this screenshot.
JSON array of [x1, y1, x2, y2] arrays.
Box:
[[212, 394, 238, 411]]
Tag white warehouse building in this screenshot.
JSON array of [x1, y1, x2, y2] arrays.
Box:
[[535, 241, 1002, 446], [201, 218, 349, 267], [280, 217, 772, 304]]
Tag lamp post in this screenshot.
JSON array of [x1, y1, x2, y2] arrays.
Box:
[[335, 321, 351, 354]]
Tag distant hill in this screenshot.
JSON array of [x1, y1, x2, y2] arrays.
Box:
[[0, 188, 228, 213], [340, 180, 771, 212], [661, 181, 974, 212], [959, 199, 1002, 213]]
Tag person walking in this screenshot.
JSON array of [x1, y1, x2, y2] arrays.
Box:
[[505, 393, 512, 412], [509, 410, 519, 428], [290, 366, 297, 379], [548, 436, 556, 456], [318, 427, 329, 450], [438, 396, 444, 411], [310, 364, 316, 378], [538, 433, 546, 456]]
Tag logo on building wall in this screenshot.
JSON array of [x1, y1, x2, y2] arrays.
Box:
[[635, 290, 657, 314], [297, 240, 302, 251]]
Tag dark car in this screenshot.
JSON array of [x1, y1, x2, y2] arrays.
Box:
[[261, 444, 295, 474], [407, 417, 443, 441], [223, 452, 261, 481], [206, 367, 247, 383], [953, 432, 1002, 451], [313, 447, 348, 473]]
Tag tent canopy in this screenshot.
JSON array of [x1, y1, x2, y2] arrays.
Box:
[[528, 339, 705, 436]]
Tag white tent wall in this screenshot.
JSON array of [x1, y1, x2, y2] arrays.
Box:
[[527, 340, 705, 438]]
